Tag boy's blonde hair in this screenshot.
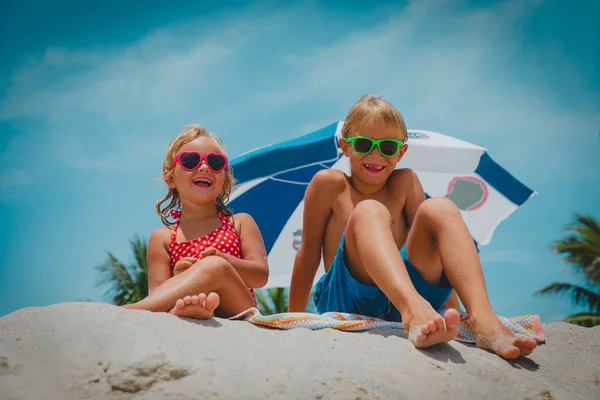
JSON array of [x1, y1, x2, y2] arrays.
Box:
[[155, 125, 235, 226], [341, 94, 408, 141]]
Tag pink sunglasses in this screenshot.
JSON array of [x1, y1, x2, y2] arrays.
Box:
[[170, 152, 228, 173]]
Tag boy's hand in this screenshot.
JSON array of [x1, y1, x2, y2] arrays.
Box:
[[173, 257, 198, 276]]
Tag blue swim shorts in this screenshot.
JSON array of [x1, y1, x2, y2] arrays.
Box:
[[314, 234, 453, 322]]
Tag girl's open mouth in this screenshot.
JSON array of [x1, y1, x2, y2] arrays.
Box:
[[193, 178, 214, 187]]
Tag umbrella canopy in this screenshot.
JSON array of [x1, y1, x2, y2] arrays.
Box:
[[229, 121, 535, 288]]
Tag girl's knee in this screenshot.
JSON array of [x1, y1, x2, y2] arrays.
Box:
[[192, 255, 235, 279]]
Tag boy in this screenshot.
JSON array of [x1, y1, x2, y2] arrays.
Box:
[[288, 94, 537, 359]]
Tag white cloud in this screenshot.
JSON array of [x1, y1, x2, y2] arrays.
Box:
[[245, 0, 599, 183], [1, 42, 236, 121], [0, 0, 598, 194], [0, 15, 257, 190]]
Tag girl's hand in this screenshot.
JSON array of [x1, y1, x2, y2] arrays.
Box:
[[173, 257, 198, 276], [200, 247, 224, 259]]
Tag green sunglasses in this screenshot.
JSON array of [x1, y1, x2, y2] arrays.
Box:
[[345, 136, 405, 157]]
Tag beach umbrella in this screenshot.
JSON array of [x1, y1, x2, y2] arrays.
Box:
[[228, 122, 535, 288]]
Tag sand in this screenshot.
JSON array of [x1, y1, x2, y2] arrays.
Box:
[[1, 302, 599, 400]]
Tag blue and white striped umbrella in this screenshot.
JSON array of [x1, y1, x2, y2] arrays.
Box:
[[229, 122, 535, 288]]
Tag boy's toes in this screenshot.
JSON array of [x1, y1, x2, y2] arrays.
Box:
[[515, 336, 537, 349], [434, 315, 447, 331], [183, 295, 192, 305], [515, 336, 537, 357], [520, 347, 534, 357], [427, 320, 438, 333], [499, 345, 521, 360]]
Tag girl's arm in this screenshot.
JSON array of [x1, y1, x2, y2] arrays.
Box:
[[201, 213, 269, 288], [147, 228, 173, 293]]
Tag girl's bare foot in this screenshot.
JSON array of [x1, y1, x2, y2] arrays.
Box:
[[405, 307, 461, 348], [473, 315, 538, 359], [169, 292, 220, 319]]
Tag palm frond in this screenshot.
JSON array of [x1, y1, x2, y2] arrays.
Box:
[[272, 288, 287, 314], [553, 214, 600, 285], [254, 290, 274, 315], [536, 282, 600, 312], [130, 236, 149, 299], [563, 312, 600, 328], [255, 287, 319, 315], [575, 214, 600, 237], [96, 236, 149, 306], [254, 287, 290, 315]]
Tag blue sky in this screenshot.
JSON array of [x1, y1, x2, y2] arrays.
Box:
[[1, 0, 599, 321]]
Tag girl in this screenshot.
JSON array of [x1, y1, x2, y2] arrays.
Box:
[[124, 125, 269, 319]]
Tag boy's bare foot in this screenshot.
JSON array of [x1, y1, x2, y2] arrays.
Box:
[[473, 316, 537, 359], [169, 292, 220, 319], [405, 307, 461, 348]]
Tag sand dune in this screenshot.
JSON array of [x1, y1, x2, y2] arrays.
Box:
[[1, 302, 598, 399]]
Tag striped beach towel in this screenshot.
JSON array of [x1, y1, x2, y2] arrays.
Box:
[[230, 308, 545, 344]]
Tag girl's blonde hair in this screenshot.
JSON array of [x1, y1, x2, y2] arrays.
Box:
[[155, 125, 236, 226], [341, 94, 408, 141]]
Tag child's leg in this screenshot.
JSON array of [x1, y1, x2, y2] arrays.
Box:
[[124, 256, 254, 318], [443, 291, 461, 310], [171, 292, 221, 319], [405, 197, 537, 359], [342, 200, 461, 348]]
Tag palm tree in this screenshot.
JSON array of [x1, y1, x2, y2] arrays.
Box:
[[255, 287, 318, 315], [255, 288, 288, 315], [536, 214, 600, 327], [97, 235, 149, 306]]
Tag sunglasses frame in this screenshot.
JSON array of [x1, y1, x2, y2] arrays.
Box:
[[170, 151, 229, 173], [344, 136, 405, 157]]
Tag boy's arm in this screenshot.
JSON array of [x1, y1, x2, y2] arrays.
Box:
[[201, 213, 269, 288], [147, 228, 173, 293], [402, 169, 426, 229], [288, 170, 334, 312]]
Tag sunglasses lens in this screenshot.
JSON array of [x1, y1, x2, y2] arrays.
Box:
[[207, 154, 226, 172], [179, 153, 201, 170], [379, 140, 399, 156], [353, 138, 373, 154]]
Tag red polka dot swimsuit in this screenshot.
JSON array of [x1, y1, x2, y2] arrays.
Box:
[[169, 209, 256, 307]]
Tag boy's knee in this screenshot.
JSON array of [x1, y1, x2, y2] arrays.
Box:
[[353, 199, 391, 222], [420, 197, 461, 220]]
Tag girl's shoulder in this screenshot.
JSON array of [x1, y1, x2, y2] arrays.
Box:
[[149, 226, 172, 246], [231, 212, 256, 224], [230, 213, 259, 235]]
